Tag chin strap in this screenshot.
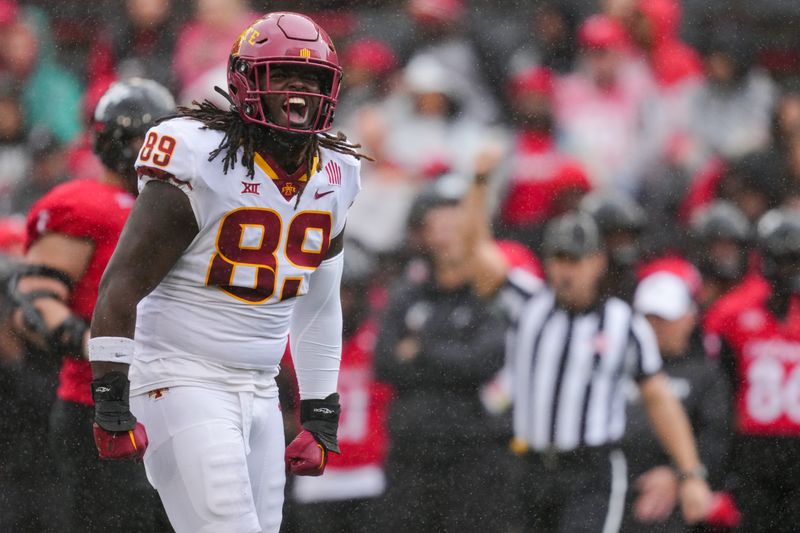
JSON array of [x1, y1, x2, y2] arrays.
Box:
[[214, 85, 237, 111]]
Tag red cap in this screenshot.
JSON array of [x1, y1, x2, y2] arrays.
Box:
[[509, 66, 555, 99], [0, 0, 19, 26], [578, 14, 628, 50], [408, 0, 464, 25], [343, 38, 397, 77]]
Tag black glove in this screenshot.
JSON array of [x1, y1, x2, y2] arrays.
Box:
[[91, 371, 138, 432], [90, 371, 148, 460]]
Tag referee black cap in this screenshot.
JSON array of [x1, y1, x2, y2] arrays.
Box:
[[543, 212, 604, 258]]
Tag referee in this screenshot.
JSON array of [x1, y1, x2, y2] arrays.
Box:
[[497, 214, 712, 531], [460, 155, 711, 531]]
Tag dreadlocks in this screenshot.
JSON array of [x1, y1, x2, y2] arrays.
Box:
[[165, 96, 372, 180]]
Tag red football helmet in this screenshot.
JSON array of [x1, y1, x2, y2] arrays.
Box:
[[227, 12, 342, 134]]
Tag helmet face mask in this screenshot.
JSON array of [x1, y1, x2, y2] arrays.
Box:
[[227, 13, 342, 135]]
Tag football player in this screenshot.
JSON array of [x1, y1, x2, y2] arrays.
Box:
[[705, 208, 800, 532], [88, 12, 367, 533], [12, 78, 175, 532]]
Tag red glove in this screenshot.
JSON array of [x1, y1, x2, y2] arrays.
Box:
[[92, 422, 148, 461], [705, 491, 741, 529], [285, 430, 327, 476]]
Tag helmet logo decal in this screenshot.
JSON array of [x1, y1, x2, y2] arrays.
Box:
[[232, 26, 261, 56], [299, 48, 312, 58]]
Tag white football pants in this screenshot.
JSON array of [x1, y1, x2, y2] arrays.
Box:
[[131, 387, 285, 533]]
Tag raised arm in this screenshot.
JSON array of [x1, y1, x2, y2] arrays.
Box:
[[462, 144, 511, 298]]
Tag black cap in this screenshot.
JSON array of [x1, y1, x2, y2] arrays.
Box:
[[580, 193, 645, 235], [690, 201, 750, 243], [543, 212, 604, 258]]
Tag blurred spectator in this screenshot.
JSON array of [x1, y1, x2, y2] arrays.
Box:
[[555, 14, 656, 192], [403, 0, 499, 123], [0, 9, 82, 144], [508, 2, 579, 76], [773, 91, 800, 151], [374, 179, 511, 532], [290, 241, 392, 533], [580, 192, 647, 302], [688, 27, 777, 161], [174, 0, 257, 105], [63, 78, 112, 183], [704, 208, 800, 533], [688, 201, 753, 311], [496, 66, 591, 249], [622, 272, 731, 532], [5, 127, 67, 215], [88, 0, 178, 93], [626, 0, 702, 89], [382, 54, 490, 179], [0, 80, 29, 198], [343, 98, 419, 256], [717, 150, 786, 223], [335, 38, 398, 127]]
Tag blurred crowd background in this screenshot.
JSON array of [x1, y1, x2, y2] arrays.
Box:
[[3, 0, 800, 531]]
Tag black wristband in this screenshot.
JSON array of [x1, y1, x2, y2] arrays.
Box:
[[91, 371, 137, 432], [300, 393, 341, 454]]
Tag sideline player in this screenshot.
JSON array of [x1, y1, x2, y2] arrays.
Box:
[[88, 12, 367, 533], [705, 208, 800, 532], [12, 79, 175, 532]]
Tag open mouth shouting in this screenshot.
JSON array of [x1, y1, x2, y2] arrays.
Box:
[[287, 96, 310, 125]]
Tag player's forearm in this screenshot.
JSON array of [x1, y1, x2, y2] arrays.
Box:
[[642, 373, 703, 473], [91, 278, 139, 339], [290, 253, 343, 399]]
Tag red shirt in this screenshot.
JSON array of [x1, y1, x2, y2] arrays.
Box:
[[326, 320, 392, 470], [500, 131, 590, 227], [704, 275, 800, 436], [25, 179, 134, 405]]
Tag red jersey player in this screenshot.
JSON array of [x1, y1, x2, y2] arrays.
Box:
[[705, 208, 800, 533], [11, 79, 175, 533]]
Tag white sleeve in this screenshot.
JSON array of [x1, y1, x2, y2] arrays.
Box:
[[135, 119, 202, 225], [289, 251, 344, 400], [630, 313, 664, 380]]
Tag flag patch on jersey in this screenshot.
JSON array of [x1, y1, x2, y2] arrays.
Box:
[[325, 161, 341, 186]]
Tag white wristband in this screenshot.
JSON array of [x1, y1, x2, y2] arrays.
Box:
[[88, 336, 135, 365]]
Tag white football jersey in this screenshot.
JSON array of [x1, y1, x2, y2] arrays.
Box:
[[131, 117, 360, 372]]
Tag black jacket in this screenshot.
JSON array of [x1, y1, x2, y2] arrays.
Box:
[[375, 272, 508, 451]]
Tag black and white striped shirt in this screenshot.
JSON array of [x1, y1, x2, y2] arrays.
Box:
[[501, 269, 663, 452]]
